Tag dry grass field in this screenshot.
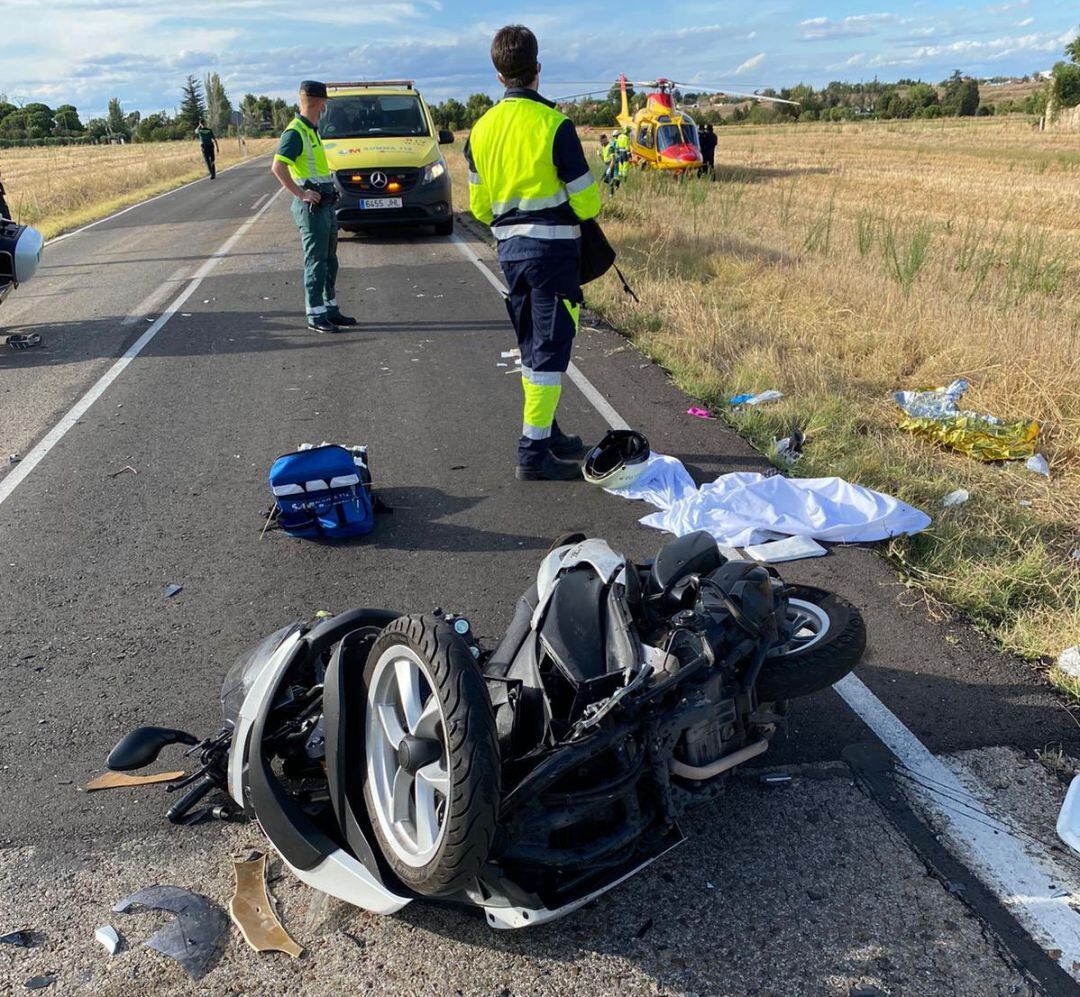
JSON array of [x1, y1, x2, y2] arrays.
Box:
[[0, 138, 277, 238], [449, 116, 1080, 681]]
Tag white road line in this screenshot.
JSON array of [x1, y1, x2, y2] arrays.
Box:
[[0, 189, 283, 509], [119, 267, 191, 326], [451, 226, 1080, 972], [251, 192, 271, 212], [47, 156, 268, 245], [835, 673, 1080, 975], [449, 233, 629, 430]]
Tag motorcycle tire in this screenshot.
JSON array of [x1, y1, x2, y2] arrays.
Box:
[[361, 614, 499, 896], [755, 585, 866, 701]]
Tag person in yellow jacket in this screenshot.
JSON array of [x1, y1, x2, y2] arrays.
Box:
[[465, 25, 601, 481]]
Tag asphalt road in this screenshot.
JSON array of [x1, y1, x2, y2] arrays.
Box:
[[1, 158, 1078, 995]]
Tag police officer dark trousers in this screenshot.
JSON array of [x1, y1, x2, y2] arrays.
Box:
[[270, 80, 357, 334], [465, 25, 601, 481]]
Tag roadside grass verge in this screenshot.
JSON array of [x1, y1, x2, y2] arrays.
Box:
[[2, 139, 278, 239], [457, 118, 1080, 681]]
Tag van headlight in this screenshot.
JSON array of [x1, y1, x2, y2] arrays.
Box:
[[420, 160, 446, 185]]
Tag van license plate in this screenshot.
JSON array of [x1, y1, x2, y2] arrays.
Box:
[[360, 198, 402, 209]]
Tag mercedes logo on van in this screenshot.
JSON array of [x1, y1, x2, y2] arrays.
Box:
[[370, 171, 388, 189]]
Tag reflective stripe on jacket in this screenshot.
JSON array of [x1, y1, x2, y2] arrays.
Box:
[[464, 89, 601, 245], [275, 116, 333, 186]]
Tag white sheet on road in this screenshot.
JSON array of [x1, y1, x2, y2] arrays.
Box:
[[607, 457, 931, 547]]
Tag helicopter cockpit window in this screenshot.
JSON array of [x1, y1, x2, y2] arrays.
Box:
[[657, 124, 685, 149], [682, 123, 699, 148], [638, 124, 653, 148]]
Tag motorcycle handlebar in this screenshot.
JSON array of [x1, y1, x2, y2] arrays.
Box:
[[166, 774, 216, 824]]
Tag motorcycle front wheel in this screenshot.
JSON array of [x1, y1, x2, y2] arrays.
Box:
[[360, 614, 499, 896], [755, 585, 866, 701]]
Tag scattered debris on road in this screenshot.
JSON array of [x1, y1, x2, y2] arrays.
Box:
[[107, 465, 137, 478], [164, 584, 183, 598], [942, 488, 969, 508], [229, 853, 303, 958], [635, 917, 654, 939], [686, 405, 713, 419], [894, 378, 1039, 461], [113, 885, 228, 981], [1056, 777, 1080, 857], [23, 973, 56, 990], [94, 924, 122, 956], [8, 452, 19, 463], [744, 536, 827, 563], [760, 772, 794, 786], [85, 770, 185, 792], [5, 333, 42, 351], [0, 929, 43, 948]]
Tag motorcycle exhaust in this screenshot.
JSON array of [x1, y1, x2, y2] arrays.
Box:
[[669, 738, 768, 781]]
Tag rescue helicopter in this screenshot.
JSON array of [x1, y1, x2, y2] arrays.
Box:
[[556, 75, 799, 174]]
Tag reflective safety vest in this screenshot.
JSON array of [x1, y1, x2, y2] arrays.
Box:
[[599, 142, 612, 163], [615, 132, 631, 153], [465, 90, 600, 244], [277, 116, 333, 186]]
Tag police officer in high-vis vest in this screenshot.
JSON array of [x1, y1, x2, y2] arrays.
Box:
[[465, 25, 601, 481], [270, 80, 357, 333]]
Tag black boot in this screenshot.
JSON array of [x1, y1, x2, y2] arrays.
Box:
[[516, 453, 582, 481], [550, 429, 585, 458], [307, 315, 340, 333], [327, 312, 357, 327]]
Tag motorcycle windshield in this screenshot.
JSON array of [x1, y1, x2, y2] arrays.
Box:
[[220, 622, 304, 726]]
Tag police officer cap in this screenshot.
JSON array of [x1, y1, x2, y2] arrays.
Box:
[[299, 80, 328, 98]]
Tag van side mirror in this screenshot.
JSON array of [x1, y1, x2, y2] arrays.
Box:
[[438, 129, 455, 145]]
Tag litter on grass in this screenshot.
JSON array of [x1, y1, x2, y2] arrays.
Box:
[[1057, 645, 1080, 679], [942, 488, 969, 508], [893, 378, 1039, 461], [774, 428, 805, 466], [1026, 454, 1050, 478], [730, 389, 783, 407], [686, 406, 713, 419]]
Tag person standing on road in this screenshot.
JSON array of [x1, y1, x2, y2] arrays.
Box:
[[698, 122, 717, 177], [269, 80, 357, 334], [465, 25, 601, 481], [195, 120, 220, 180]]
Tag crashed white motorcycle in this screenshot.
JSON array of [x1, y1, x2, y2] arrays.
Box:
[[1, 217, 44, 348], [108, 531, 865, 928]]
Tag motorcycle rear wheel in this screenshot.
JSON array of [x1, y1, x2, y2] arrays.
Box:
[[755, 585, 866, 701], [361, 614, 499, 896]]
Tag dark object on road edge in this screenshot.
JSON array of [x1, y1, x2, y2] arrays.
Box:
[[23, 974, 55, 990], [1, 929, 44, 948], [107, 530, 866, 929], [106, 725, 198, 771], [113, 885, 228, 981], [635, 917, 654, 939], [5, 334, 42, 351]]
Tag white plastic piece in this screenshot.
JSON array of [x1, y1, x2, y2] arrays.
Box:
[[743, 536, 827, 563], [95, 924, 121, 956], [1026, 454, 1050, 478], [1056, 645, 1080, 680], [1057, 775, 1080, 857], [942, 488, 969, 508]]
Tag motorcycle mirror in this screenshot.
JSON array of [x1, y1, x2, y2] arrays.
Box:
[[106, 726, 198, 772]]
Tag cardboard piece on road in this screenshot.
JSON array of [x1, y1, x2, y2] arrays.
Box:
[[229, 853, 303, 958], [85, 770, 185, 792]]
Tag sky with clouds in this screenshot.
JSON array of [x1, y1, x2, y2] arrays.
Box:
[[1, 0, 1076, 119]]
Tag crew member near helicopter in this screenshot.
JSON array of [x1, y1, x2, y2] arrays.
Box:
[[465, 25, 601, 481], [269, 80, 357, 333]]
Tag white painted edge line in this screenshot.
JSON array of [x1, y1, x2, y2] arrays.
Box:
[[46, 155, 268, 246], [119, 266, 191, 326], [449, 233, 629, 430], [0, 188, 283, 509], [451, 226, 1080, 972], [251, 192, 271, 212], [835, 673, 1080, 974]]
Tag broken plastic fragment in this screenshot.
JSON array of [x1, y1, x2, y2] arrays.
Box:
[[759, 772, 793, 786], [686, 406, 713, 419], [1025, 454, 1050, 478], [942, 488, 969, 508], [85, 770, 185, 792], [113, 885, 228, 981], [229, 853, 303, 958], [1058, 774, 1080, 857], [164, 584, 182, 598], [23, 974, 55, 990], [0, 929, 43, 947], [95, 924, 122, 956], [731, 389, 783, 407]]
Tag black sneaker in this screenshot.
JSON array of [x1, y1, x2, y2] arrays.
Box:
[[307, 315, 340, 333], [327, 312, 358, 327], [550, 431, 585, 458], [516, 453, 583, 481]]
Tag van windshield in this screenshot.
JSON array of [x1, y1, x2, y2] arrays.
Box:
[[321, 95, 429, 139]]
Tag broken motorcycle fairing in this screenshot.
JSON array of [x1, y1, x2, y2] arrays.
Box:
[[111, 531, 865, 928]]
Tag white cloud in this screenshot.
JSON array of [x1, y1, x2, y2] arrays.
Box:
[[799, 12, 896, 41], [1016, 16, 1034, 26], [730, 52, 765, 76]]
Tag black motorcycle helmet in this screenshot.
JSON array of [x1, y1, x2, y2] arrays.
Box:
[[582, 430, 651, 490]]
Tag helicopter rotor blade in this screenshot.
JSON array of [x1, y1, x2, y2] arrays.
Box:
[[670, 82, 801, 107]]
